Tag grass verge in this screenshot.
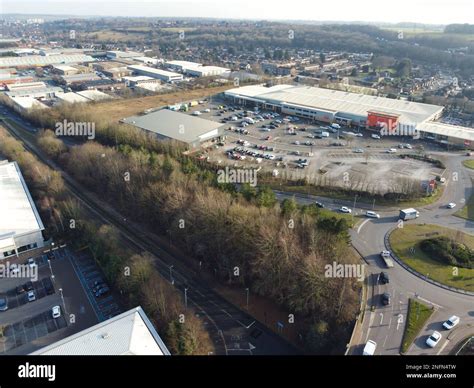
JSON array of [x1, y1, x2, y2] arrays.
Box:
[[390, 224, 474, 292], [462, 159, 474, 170]]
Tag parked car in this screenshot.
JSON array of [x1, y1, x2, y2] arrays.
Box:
[[447, 203, 456, 209], [24, 281, 34, 291], [52, 305, 61, 319], [442, 315, 460, 330], [426, 331, 442, 348], [340, 206, 351, 213], [16, 284, 26, 294], [353, 148, 364, 153], [363, 340, 377, 355], [315, 202, 325, 208], [95, 287, 110, 298], [27, 290, 36, 302], [371, 134, 381, 139], [0, 297, 8, 311], [386, 148, 397, 153], [27, 258, 36, 268], [44, 278, 54, 295]]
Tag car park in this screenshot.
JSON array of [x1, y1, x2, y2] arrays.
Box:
[[442, 315, 460, 330], [426, 331, 442, 348], [340, 206, 351, 213], [52, 305, 61, 319], [366, 211, 380, 218]]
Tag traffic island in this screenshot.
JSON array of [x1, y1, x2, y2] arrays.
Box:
[[401, 298, 434, 354], [389, 224, 474, 294]]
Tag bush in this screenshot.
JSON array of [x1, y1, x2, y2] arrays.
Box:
[[420, 237, 473, 269]]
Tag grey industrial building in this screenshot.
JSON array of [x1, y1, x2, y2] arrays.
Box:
[[123, 109, 224, 149], [0, 161, 45, 259], [225, 84, 474, 148]]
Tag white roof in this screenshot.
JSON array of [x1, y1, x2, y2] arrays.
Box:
[[0, 54, 95, 68], [76, 90, 111, 101], [166, 60, 202, 69], [225, 85, 444, 124], [56, 92, 90, 104], [417, 121, 474, 142], [0, 161, 44, 239], [10, 96, 48, 110], [52, 64, 78, 72], [31, 307, 170, 355]]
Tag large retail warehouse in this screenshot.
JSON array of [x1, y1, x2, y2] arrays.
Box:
[[0, 160, 45, 259], [225, 85, 474, 148]]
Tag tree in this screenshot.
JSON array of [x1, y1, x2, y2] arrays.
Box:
[[280, 197, 298, 216], [305, 320, 329, 353], [396, 58, 412, 78], [256, 186, 277, 208]]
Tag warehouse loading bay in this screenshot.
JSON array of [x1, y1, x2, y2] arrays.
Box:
[[181, 98, 445, 194]]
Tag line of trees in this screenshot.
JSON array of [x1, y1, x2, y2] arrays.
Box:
[[0, 125, 213, 355]]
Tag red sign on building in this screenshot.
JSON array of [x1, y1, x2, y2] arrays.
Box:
[[367, 111, 400, 133]]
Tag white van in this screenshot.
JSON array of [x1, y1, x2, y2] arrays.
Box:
[[363, 340, 377, 355]]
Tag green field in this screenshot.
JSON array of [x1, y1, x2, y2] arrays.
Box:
[[454, 190, 474, 221], [390, 224, 474, 292], [401, 298, 434, 353]]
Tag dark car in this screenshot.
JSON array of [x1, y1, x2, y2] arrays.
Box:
[[93, 282, 107, 293], [382, 292, 391, 306], [44, 278, 55, 295], [315, 201, 325, 208], [0, 297, 8, 311], [24, 281, 34, 291], [380, 272, 390, 284]]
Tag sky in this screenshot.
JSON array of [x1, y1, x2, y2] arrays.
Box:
[[2, 0, 474, 25]]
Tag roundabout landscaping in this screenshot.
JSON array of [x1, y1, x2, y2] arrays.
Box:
[[389, 224, 474, 293]]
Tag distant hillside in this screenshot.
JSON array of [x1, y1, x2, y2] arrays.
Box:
[[444, 24, 474, 34]]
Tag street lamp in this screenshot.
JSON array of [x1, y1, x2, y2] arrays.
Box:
[[169, 265, 174, 283], [245, 288, 249, 310], [184, 288, 188, 309], [58, 288, 67, 316], [47, 259, 55, 283]]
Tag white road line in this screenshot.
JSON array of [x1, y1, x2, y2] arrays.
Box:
[[388, 316, 392, 329], [221, 309, 232, 318], [379, 313, 383, 325], [437, 339, 450, 355], [413, 295, 444, 309], [357, 219, 370, 234]]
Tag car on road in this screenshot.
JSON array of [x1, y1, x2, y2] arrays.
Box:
[[52, 305, 61, 319], [447, 203, 456, 209], [382, 292, 391, 306], [340, 206, 352, 213], [371, 134, 381, 139], [365, 211, 380, 218], [363, 340, 377, 355], [27, 290, 36, 302], [442, 315, 460, 330], [380, 271, 390, 284], [315, 201, 325, 208], [386, 148, 397, 153], [426, 331, 442, 348], [353, 148, 364, 153], [0, 297, 8, 311]]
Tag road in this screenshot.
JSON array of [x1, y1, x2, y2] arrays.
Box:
[[0, 108, 299, 356], [276, 152, 474, 355]]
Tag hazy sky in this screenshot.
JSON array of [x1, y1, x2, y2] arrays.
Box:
[[2, 0, 474, 24]]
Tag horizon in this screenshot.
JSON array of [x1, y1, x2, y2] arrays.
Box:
[[2, 0, 474, 25]]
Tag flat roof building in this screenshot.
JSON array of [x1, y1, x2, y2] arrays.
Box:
[[0, 161, 45, 259], [123, 109, 224, 149], [166, 60, 230, 77], [31, 307, 170, 355], [8, 96, 49, 113], [127, 65, 183, 82], [0, 54, 96, 68], [106, 50, 142, 59]]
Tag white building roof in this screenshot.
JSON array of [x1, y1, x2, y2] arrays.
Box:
[[225, 85, 444, 124], [31, 307, 170, 355], [10, 96, 49, 110], [0, 54, 95, 68], [56, 92, 90, 104], [417, 121, 474, 142], [0, 161, 44, 240], [128, 65, 183, 79], [76, 90, 111, 101]]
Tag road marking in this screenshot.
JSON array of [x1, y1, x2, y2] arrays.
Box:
[[221, 309, 232, 318], [357, 219, 370, 234], [388, 316, 392, 329], [379, 313, 383, 325], [437, 339, 450, 355], [396, 314, 404, 331], [412, 295, 444, 309]]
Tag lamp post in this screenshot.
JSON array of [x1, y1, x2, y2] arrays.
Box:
[[58, 288, 67, 316], [169, 265, 174, 283], [245, 288, 249, 310], [47, 259, 55, 283], [184, 288, 188, 309]]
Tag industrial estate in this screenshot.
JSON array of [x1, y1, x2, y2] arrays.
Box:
[[0, 3, 473, 385]]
